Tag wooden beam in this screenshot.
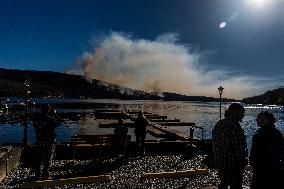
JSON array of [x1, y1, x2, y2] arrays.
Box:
[[149, 119, 180, 123], [151, 123, 190, 140], [147, 127, 167, 138], [94, 116, 127, 120], [99, 122, 135, 128], [21, 175, 111, 188], [94, 112, 127, 120], [159, 122, 195, 126], [126, 111, 152, 115], [94, 109, 121, 112], [142, 169, 208, 179], [94, 112, 123, 116], [145, 115, 168, 119]]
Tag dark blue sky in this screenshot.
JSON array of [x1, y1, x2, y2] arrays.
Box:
[[1, 0, 284, 85]]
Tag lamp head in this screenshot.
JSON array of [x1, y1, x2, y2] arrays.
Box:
[[218, 86, 224, 94]]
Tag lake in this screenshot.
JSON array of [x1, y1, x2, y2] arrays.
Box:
[[1, 98, 284, 151]]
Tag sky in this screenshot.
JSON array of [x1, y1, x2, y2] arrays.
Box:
[[1, 0, 284, 99]]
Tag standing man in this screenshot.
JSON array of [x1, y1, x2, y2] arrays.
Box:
[[33, 104, 60, 180], [249, 111, 284, 189], [134, 110, 149, 156], [212, 103, 248, 189]]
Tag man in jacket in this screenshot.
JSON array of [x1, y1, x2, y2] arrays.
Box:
[[212, 103, 248, 189]]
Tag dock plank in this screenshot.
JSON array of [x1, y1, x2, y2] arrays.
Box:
[[99, 122, 135, 128], [147, 127, 167, 138], [142, 169, 208, 179], [150, 123, 190, 140], [149, 119, 180, 123], [159, 122, 195, 126], [21, 175, 111, 188], [145, 115, 168, 119]]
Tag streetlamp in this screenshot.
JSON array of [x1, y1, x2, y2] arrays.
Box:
[[23, 80, 30, 147], [218, 86, 224, 119]]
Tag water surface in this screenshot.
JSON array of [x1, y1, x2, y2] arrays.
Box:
[[1, 98, 283, 151]]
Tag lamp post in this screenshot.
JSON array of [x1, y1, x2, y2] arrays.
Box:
[[218, 86, 224, 119], [23, 80, 30, 147]]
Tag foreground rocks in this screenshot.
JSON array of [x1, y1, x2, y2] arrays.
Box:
[[0, 155, 252, 189]]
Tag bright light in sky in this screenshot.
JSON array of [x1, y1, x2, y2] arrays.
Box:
[[248, 0, 272, 10], [219, 21, 226, 29]]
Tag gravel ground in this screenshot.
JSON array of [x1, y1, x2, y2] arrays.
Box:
[[0, 155, 252, 189]]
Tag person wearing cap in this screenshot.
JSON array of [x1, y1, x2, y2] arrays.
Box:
[[212, 103, 248, 189], [33, 104, 60, 180], [134, 110, 149, 156], [249, 111, 284, 189]]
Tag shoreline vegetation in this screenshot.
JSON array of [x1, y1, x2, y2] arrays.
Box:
[[2, 67, 283, 105], [0, 68, 237, 102], [243, 86, 284, 105]]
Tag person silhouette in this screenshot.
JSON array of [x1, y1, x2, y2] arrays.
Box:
[[33, 104, 60, 180], [212, 103, 248, 189], [134, 110, 149, 156], [249, 111, 284, 189], [114, 119, 128, 136]]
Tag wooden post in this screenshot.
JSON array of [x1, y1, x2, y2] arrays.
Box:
[[218, 86, 224, 119], [72, 135, 77, 162], [23, 80, 30, 147], [219, 93, 222, 119], [189, 128, 194, 144], [123, 135, 128, 157], [142, 169, 208, 179]]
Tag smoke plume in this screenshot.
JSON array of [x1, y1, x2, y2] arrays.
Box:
[[66, 32, 276, 99]]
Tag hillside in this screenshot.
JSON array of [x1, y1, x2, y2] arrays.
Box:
[[243, 87, 284, 105], [162, 92, 236, 102], [0, 68, 238, 102], [0, 68, 160, 100]]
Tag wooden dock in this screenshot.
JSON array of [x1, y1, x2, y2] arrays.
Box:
[[95, 109, 204, 141], [20, 139, 211, 162], [123, 111, 193, 141], [19, 110, 210, 167], [0, 109, 213, 188], [19, 106, 212, 169]]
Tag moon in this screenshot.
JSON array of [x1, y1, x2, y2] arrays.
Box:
[[219, 22, 227, 29]]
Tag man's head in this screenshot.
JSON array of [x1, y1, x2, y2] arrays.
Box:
[[256, 111, 276, 127], [225, 103, 245, 122], [138, 110, 144, 117]]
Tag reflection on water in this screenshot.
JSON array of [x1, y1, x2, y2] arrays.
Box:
[[1, 99, 283, 150]]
